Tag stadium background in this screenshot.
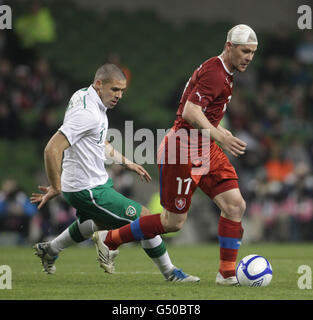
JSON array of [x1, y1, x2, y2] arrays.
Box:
[[1, 0, 313, 247]]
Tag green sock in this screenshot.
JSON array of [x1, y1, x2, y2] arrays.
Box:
[[50, 220, 98, 255], [141, 236, 174, 278]]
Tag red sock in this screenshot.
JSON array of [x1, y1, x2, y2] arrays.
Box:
[[105, 214, 165, 250], [218, 216, 243, 278]]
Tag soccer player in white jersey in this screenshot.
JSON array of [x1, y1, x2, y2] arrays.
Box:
[[30, 64, 199, 282]]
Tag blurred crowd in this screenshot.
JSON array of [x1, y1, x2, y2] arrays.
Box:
[[0, 54, 68, 142], [1, 7, 313, 243], [0, 177, 76, 244]]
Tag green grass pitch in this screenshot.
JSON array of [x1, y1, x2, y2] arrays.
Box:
[[0, 242, 312, 300]]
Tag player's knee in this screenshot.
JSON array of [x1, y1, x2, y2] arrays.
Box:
[[224, 198, 246, 220], [161, 210, 187, 233], [164, 220, 184, 233], [140, 206, 152, 217], [236, 198, 246, 214]]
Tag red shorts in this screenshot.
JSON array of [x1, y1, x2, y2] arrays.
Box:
[[157, 128, 238, 213]]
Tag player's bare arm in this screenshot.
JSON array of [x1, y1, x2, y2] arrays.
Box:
[[182, 100, 246, 157], [30, 131, 70, 209], [217, 124, 232, 136], [105, 140, 151, 183]]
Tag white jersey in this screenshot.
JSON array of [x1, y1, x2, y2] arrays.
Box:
[[59, 85, 109, 192]]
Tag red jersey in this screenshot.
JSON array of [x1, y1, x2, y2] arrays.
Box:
[[174, 56, 233, 130], [158, 57, 238, 213]]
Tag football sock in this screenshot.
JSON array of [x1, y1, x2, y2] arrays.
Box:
[[49, 219, 98, 255], [70, 219, 98, 240], [141, 235, 174, 279], [218, 216, 243, 278], [104, 214, 165, 250]]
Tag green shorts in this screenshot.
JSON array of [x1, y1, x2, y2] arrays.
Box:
[[62, 178, 142, 229]]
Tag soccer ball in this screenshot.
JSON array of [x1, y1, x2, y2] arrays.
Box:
[[236, 254, 273, 287]]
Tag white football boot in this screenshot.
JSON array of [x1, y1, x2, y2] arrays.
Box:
[[215, 272, 238, 286], [92, 231, 119, 274], [33, 242, 58, 274], [166, 268, 200, 282]]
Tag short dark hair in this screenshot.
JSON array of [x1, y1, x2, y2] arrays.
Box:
[[93, 64, 126, 84]]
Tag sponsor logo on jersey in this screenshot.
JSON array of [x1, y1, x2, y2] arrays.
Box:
[[175, 197, 187, 211], [126, 205, 137, 217]]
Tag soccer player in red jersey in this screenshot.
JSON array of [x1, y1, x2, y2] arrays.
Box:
[[93, 24, 258, 285]]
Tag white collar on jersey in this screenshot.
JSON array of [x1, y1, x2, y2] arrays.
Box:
[[218, 55, 234, 76], [87, 85, 107, 110]]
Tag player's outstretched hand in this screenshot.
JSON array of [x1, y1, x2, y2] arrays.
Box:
[[30, 185, 61, 210], [125, 163, 152, 183], [221, 135, 247, 157]]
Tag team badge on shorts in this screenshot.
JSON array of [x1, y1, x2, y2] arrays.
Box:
[[126, 205, 137, 217], [175, 197, 187, 211]]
